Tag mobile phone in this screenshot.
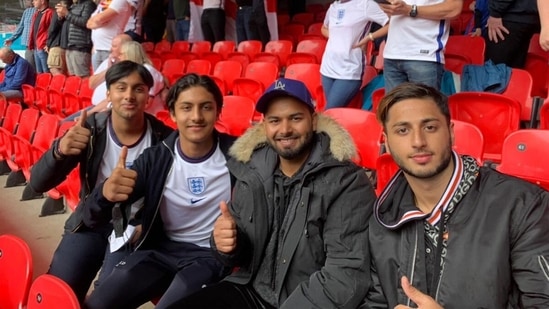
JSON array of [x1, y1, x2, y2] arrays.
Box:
[[374, 0, 392, 4]]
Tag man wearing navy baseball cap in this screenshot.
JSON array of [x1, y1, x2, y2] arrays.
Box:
[[171, 78, 376, 308]]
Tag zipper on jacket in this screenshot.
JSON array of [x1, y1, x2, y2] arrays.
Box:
[[407, 226, 419, 307], [134, 140, 173, 250]]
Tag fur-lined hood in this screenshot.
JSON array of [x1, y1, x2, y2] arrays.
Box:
[[229, 114, 357, 163]]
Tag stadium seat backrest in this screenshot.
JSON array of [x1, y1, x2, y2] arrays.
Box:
[[215, 96, 255, 137], [236, 40, 263, 60], [292, 12, 314, 28], [0, 234, 33, 309], [244, 62, 279, 89], [263, 40, 293, 67], [497, 130, 549, 190], [27, 274, 80, 309], [448, 92, 521, 163], [0, 94, 7, 126], [295, 39, 327, 63], [171, 41, 191, 56], [200, 52, 223, 72], [154, 40, 171, 55], [213, 60, 243, 92], [141, 42, 154, 53], [282, 23, 306, 46], [212, 40, 236, 59], [307, 22, 323, 36], [444, 53, 472, 75], [539, 100, 549, 129], [524, 53, 549, 98], [21, 113, 60, 180], [323, 108, 383, 169], [162, 59, 186, 85], [528, 33, 549, 60], [445, 35, 485, 65], [284, 63, 321, 99], [190, 41, 212, 56], [186, 59, 212, 75], [375, 153, 400, 197], [501, 68, 533, 122], [452, 120, 484, 164]]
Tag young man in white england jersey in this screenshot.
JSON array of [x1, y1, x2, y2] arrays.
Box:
[[82, 73, 236, 309]]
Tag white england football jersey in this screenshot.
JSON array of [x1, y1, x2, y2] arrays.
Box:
[[96, 119, 152, 186], [160, 138, 231, 248]]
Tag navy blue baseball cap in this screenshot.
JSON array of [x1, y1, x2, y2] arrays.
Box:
[[255, 78, 315, 114]]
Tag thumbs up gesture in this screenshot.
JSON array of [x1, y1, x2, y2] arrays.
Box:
[[102, 146, 138, 202], [213, 201, 237, 254], [57, 109, 91, 158]]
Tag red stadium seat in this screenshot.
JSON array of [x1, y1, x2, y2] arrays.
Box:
[[538, 98, 549, 129], [445, 35, 485, 65], [212, 40, 236, 59], [255, 40, 293, 68], [233, 62, 279, 103], [497, 129, 549, 190], [171, 41, 191, 56], [501, 68, 533, 122], [448, 92, 521, 164], [5, 108, 41, 178], [154, 40, 172, 55], [375, 153, 399, 196], [284, 63, 321, 99], [162, 59, 186, 85], [213, 60, 243, 93], [185, 59, 212, 75], [215, 96, 255, 136], [27, 274, 80, 309], [0, 234, 33, 309], [0, 103, 23, 165], [291, 12, 315, 28], [452, 120, 484, 164], [190, 41, 212, 56]]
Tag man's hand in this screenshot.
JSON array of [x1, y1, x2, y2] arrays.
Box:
[[102, 146, 137, 202], [213, 201, 237, 253], [395, 276, 444, 309], [540, 28, 549, 51], [379, 0, 412, 17], [487, 16, 509, 43], [57, 109, 91, 158], [4, 39, 13, 47]]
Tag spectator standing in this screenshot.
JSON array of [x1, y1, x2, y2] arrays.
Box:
[[4, 0, 36, 71], [173, 0, 191, 41], [28, 0, 55, 74], [235, 0, 253, 44], [484, 0, 540, 68], [362, 82, 549, 308], [29, 61, 173, 304], [46, 0, 70, 76], [142, 0, 167, 42], [201, 0, 225, 46], [378, 0, 462, 92], [87, 0, 137, 70], [171, 78, 376, 308], [321, 0, 388, 109], [249, 0, 270, 46], [0, 47, 36, 101], [55, 0, 96, 77], [82, 74, 235, 309], [539, 0, 549, 51]]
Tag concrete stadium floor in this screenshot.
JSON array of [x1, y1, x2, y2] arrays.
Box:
[[0, 173, 154, 308]]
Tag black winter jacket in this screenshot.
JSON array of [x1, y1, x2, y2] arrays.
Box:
[[65, 0, 96, 52], [489, 0, 540, 25], [364, 154, 549, 308], [213, 115, 376, 308], [29, 111, 173, 232]]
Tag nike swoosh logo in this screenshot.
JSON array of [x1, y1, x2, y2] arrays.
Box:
[[191, 197, 206, 204]]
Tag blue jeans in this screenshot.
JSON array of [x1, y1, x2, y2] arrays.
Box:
[[34, 49, 49, 73], [176, 19, 190, 41], [383, 59, 444, 92], [321, 75, 362, 109], [236, 6, 253, 44]]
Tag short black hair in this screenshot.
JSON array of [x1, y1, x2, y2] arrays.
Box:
[[166, 73, 223, 113], [105, 60, 153, 90]]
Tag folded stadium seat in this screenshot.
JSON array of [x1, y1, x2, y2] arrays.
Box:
[[538, 98, 549, 129], [155, 110, 177, 129], [154, 40, 172, 56], [497, 129, 549, 190], [37, 74, 66, 114], [375, 153, 399, 197], [27, 274, 80, 309], [448, 92, 521, 164], [5, 108, 40, 187], [60, 76, 83, 117], [141, 41, 154, 53], [200, 52, 223, 73], [501, 68, 533, 123], [254, 40, 293, 70], [0, 103, 23, 174], [307, 22, 323, 36], [171, 41, 191, 56], [233, 62, 279, 104], [25, 73, 51, 110], [524, 53, 549, 99], [186, 59, 212, 75], [281, 23, 306, 47], [213, 60, 244, 94], [0, 234, 33, 309], [291, 12, 315, 28], [445, 35, 485, 65], [78, 78, 94, 109]]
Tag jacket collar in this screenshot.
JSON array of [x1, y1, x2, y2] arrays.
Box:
[[229, 114, 357, 163]]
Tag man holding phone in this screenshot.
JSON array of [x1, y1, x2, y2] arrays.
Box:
[[377, 0, 462, 92]]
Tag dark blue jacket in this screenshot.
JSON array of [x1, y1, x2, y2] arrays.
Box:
[[0, 54, 35, 91]]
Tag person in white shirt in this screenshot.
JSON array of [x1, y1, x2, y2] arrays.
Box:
[[378, 0, 462, 92], [201, 0, 225, 45], [320, 0, 388, 109]]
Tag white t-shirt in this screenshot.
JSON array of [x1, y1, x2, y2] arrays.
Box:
[[160, 139, 231, 248], [96, 118, 152, 187], [125, 0, 143, 35], [383, 0, 450, 63], [91, 0, 133, 51], [320, 0, 388, 80], [203, 0, 224, 9], [92, 61, 166, 116]]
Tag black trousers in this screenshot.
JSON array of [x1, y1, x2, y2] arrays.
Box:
[[201, 8, 226, 46], [165, 281, 276, 309], [249, 11, 271, 47], [484, 20, 540, 68]]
